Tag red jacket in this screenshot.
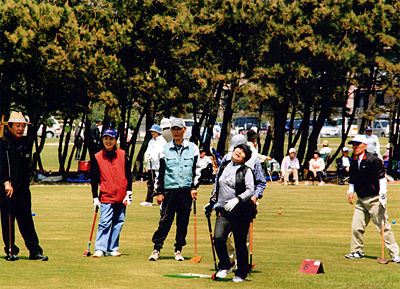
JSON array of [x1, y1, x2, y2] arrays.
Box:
[[95, 148, 128, 203]]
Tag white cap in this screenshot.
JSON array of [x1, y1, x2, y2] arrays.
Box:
[[160, 118, 171, 129], [289, 148, 296, 153], [342, 147, 349, 152], [348, 135, 367, 145]]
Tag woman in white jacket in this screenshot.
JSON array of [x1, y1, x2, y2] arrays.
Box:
[[141, 124, 167, 206]]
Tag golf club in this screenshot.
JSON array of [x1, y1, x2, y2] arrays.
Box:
[[5, 150, 17, 261], [206, 214, 218, 280], [83, 206, 99, 257], [190, 200, 202, 263], [249, 220, 256, 271], [377, 206, 389, 264]]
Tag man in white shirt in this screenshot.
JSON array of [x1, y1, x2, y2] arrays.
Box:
[[281, 148, 300, 186], [196, 148, 213, 184], [142, 124, 167, 206], [365, 126, 382, 159]]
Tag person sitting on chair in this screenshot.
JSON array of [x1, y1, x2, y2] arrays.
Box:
[[306, 150, 325, 186], [281, 148, 300, 186], [320, 140, 331, 162], [196, 148, 213, 184], [337, 147, 351, 185]]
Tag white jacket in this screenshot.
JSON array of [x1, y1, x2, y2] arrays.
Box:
[[145, 135, 167, 170]]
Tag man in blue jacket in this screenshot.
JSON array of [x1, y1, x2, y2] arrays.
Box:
[[149, 118, 200, 262]]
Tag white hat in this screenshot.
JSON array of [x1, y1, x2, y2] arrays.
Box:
[[160, 118, 171, 129], [342, 147, 349, 152], [289, 148, 296, 153], [348, 135, 367, 145], [228, 135, 247, 152], [7, 111, 30, 124]]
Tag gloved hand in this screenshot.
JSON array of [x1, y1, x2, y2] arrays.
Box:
[[379, 194, 387, 208], [224, 198, 239, 212], [123, 191, 132, 206], [204, 202, 213, 217], [93, 198, 100, 212]]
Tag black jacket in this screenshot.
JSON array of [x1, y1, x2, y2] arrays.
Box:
[[349, 151, 385, 198]]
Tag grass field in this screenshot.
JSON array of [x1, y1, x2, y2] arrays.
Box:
[[3, 182, 400, 288]]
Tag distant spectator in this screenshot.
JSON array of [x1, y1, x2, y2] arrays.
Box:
[[383, 144, 390, 161], [196, 148, 213, 184], [74, 123, 84, 161], [160, 118, 173, 143], [306, 150, 324, 186], [281, 148, 300, 186], [90, 120, 102, 154], [365, 126, 382, 159], [142, 124, 167, 207], [337, 147, 351, 184], [319, 140, 331, 162], [246, 128, 271, 168]]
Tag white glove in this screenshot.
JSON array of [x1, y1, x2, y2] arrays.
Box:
[[93, 198, 100, 212], [224, 198, 239, 212], [123, 191, 132, 206], [379, 194, 387, 208]]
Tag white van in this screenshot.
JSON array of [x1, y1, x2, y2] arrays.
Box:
[[372, 119, 389, 137], [37, 116, 62, 138], [333, 117, 358, 136]]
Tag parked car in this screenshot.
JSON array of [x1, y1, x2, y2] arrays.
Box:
[[37, 116, 61, 138], [259, 121, 270, 134], [285, 119, 302, 134], [231, 117, 258, 135], [372, 119, 389, 137], [320, 120, 340, 137], [333, 117, 358, 136]]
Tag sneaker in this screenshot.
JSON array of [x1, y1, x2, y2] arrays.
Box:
[[174, 250, 184, 261], [93, 250, 104, 258], [392, 256, 400, 263], [140, 202, 152, 207], [305, 181, 309, 185], [294, 181, 299, 186], [215, 268, 233, 278], [232, 276, 245, 282], [283, 181, 288, 186], [29, 253, 49, 261], [5, 254, 19, 261], [318, 181, 324, 186], [345, 252, 364, 259], [149, 250, 160, 261], [106, 251, 121, 257]]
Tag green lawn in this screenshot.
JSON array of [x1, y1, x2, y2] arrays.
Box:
[[2, 182, 400, 288]]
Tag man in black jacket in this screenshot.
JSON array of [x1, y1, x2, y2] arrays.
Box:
[[345, 135, 400, 262], [0, 112, 48, 261]]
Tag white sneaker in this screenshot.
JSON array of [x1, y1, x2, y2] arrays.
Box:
[[174, 250, 184, 261], [215, 268, 232, 278], [106, 251, 121, 257], [93, 250, 104, 258], [140, 202, 152, 207], [232, 276, 245, 282], [305, 181, 309, 185], [318, 181, 324, 186], [149, 250, 160, 261], [392, 256, 400, 263]]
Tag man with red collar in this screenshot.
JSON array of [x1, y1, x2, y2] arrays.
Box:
[[345, 135, 400, 262]]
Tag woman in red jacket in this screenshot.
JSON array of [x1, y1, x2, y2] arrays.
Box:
[[90, 128, 132, 258]]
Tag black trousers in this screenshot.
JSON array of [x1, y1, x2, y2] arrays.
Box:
[[1, 190, 42, 256], [152, 189, 192, 252], [146, 170, 156, 203], [214, 211, 250, 279]]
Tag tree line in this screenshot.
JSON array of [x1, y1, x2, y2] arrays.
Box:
[[0, 0, 399, 180]]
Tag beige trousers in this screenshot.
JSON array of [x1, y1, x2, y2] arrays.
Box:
[[284, 169, 298, 182], [350, 195, 399, 258]]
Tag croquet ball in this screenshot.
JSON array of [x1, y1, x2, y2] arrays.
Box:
[[46, 196, 49, 200], [278, 211, 282, 215], [32, 213, 36, 216], [393, 220, 396, 224]]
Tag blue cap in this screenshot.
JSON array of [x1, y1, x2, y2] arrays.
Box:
[[102, 128, 117, 138], [149, 124, 161, 134], [95, 119, 101, 124], [366, 126, 372, 131]]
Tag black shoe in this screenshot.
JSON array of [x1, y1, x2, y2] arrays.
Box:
[[29, 253, 49, 261], [5, 254, 19, 261]]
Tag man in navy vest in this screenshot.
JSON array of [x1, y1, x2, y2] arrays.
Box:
[[149, 118, 200, 262]]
